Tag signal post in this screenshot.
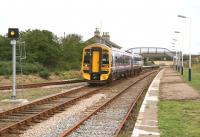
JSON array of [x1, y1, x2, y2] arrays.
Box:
[[8, 28, 19, 100]]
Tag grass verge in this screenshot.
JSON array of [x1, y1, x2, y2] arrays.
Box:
[[179, 63, 200, 92], [181, 69, 200, 92], [158, 100, 200, 137], [0, 70, 82, 86]]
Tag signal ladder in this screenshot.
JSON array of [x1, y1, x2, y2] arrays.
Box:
[[16, 41, 26, 89]]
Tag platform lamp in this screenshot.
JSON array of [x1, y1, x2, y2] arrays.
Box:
[[174, 31, 181, 72], [171, 39, 178, 71], [171, 44, 176, 69], [178, 15, 191, 81]]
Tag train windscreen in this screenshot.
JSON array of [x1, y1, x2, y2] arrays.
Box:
[[84, 49, 90, 64], [102, 51, 109, 64]]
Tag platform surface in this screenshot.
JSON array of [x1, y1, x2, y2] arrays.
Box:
[[131, 68, 200, 137]]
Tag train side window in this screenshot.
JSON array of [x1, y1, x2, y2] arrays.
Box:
[[102, 52, 109, 64], [84, 50, 90, 64], [115, 56, 118, 64], [111, 56, 113, 66]]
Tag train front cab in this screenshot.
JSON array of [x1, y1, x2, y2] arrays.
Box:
[[82, 44, 111, 83]]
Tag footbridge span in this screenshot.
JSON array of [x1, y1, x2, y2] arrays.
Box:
[[126, 47, 177, 66]]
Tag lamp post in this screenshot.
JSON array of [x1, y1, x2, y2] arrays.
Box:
[[172, 39, 178, 71], [178, 15, 191, 81], [181, 50, 184, 75], [171, 44, 176, 69], [174, 31, 181, 72]]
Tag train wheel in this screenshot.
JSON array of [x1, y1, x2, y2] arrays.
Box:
[[88, 83, 97, 86]]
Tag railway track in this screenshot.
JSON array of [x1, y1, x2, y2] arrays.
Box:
[[0, 79, 85, 90], [0, 69, 158, 137], [60, 70, 158, 137], [0, 85, 105, 136]]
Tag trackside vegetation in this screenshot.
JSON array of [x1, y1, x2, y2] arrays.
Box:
[[0, 30, 94, 79]]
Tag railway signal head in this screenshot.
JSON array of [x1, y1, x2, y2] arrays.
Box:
[[8, 28, 19, 39]]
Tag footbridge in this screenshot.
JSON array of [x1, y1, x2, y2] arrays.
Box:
[[126, 47, 176, 61], [126, 47, 179, 66]]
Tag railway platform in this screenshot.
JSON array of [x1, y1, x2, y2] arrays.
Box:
[[131, 67, 200, 137]]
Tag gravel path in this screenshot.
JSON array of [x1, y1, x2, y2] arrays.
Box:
[[20, 93, 106, 137]]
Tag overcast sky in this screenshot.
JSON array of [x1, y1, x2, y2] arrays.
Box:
[[1, 0, 200, 54]]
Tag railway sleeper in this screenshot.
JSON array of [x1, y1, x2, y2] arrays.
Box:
[[18, 125, 29, 131], [24, 121, 34, 126], [20, 111, 42, 114], [0, 118, 20, 122], [26, 108, 45, 111], [1, 116, 26, 121], [8, 129, 24, 134], [11, 113, 33, 116], [32, 119, 41, 123], [38, 116, 49, 120]]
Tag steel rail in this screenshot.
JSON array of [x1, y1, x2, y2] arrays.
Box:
[[60, 70, 158, 137], [113, 72, 158, 137], [0, 86, 104, 135]]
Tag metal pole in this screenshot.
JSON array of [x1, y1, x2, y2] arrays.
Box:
[[188, 17, 192, 81], [11, 40, 17, 100], [181, 51, 184, 75], [178, 15, 192, 81], [175, 50, 178, 71], [178, 51, 180, 72]]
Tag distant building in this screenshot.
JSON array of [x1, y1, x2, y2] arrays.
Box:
[[86, 28, 122, 49]]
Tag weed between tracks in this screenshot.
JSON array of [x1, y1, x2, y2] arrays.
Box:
[[117, 89, 147, 137], [117, 72, 158, 137]]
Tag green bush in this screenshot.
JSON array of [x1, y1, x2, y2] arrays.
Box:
[[0, 62, 12, 75], [39, 69, 50, 79], [54, 71, 60, 76], [0, 61, 47, 75], [20, 62, 45, 75], [63, 61, 81, 71], [70, 61, 81, 70]]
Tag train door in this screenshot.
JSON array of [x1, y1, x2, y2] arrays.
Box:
[[91, 48, 102, 80], [92, 51, 100, 72]]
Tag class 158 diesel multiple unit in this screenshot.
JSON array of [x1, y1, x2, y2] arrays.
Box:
[[81, 43, 143, 83]]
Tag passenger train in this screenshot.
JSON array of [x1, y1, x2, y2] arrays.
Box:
[[81, 43, 143, 83]]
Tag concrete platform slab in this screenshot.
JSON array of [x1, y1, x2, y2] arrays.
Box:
[[160, 68, 200, 101], [131, 69, 164, 137]]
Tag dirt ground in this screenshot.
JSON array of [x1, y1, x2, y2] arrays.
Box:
[[160, 68, 200, 100], [0, 75, 61, 86]]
